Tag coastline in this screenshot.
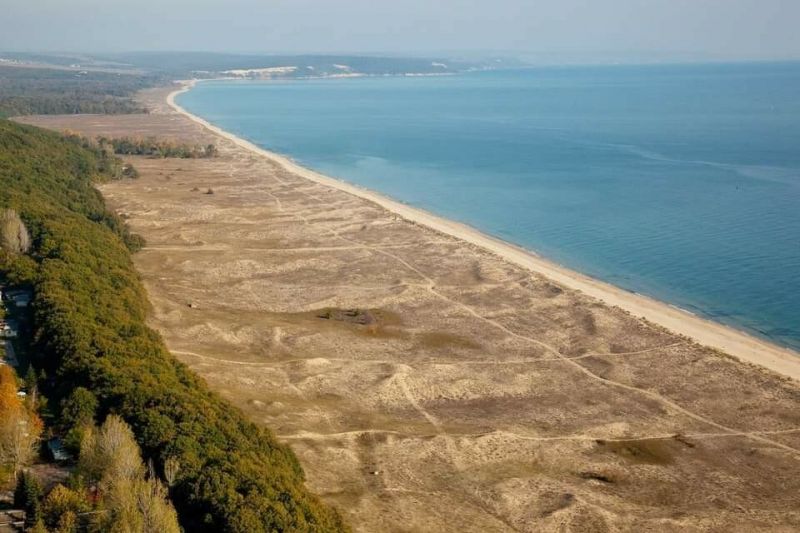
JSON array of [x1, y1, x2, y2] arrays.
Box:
[[167, 79, 800, 381]]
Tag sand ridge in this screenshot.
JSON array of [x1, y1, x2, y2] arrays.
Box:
[[16, 87, 800, 532]]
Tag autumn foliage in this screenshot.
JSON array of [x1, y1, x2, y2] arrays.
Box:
[[0, 365, 43, 478]]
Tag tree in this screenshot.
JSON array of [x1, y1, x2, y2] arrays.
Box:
[[14, 470, 43, 526], [0, 366, 18, 413], [77, 417, 180, 533], [93, 477, 180, 533], [61, 387, 98, 452], [0, 208, 31, 254], [163, 456, 180, 487], [29, 519, 49, 533], [61, 388, 97, 429], [41, 484, 89, 529], [24, 366, 38, 408], [0, 412, 43, 479], [79, 415, 143, 489], [55, 510, 78, 533], [0, 366, 42, 478]]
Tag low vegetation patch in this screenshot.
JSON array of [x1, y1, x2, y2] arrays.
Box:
[[577, 470, 615, 484], [99, 135, 218, 159], [595, 438, 675, 465], [316, 308, 378, 326]]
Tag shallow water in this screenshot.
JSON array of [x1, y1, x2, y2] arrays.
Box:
[[178, 63, 800, 350]]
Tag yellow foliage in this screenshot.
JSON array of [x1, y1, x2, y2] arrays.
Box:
[[0, 365, 43, 475], [0, 366, 20, 416]]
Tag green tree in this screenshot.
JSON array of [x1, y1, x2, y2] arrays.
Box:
[[24, 366, 38, 408], [14, 470, 43, 526], [60, 387, 98, 452], [29, 519, 49, 533], [41, 484, 89, 529]]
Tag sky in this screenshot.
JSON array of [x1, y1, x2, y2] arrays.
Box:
[[2, 0, 799, 62]]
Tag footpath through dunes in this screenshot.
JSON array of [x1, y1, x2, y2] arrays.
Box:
[[17, 87, 800, 532]]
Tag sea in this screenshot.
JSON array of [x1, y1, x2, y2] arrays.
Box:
[[177, 62, 800, 351]]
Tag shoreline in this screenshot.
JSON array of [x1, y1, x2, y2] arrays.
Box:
[[166, 80, 800, 381]]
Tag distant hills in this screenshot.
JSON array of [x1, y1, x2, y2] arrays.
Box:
[[0, 51, 526, 79], [0, 51, 527, 117]]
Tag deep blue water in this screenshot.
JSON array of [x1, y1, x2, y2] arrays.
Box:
[[178, 64, 800, 351]]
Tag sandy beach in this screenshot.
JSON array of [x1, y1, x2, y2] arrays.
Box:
[[168, 80, 800, 381], [16, 85, 800, 532]]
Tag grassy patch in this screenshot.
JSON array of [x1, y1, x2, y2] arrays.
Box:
[[595, 438, 675, 465]]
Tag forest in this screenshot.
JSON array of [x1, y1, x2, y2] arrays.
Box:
[[0, 119, 346, 532], [0, 66, 155, 117]]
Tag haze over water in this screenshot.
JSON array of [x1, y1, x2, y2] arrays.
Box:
[[178, 63, 800, 351]]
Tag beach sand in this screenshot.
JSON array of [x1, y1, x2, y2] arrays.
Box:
[[16, 85, 800, 532]]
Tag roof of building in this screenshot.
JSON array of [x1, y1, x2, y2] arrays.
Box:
[[47, 438, 73, 462]]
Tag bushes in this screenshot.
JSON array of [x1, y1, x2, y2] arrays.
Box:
[[0, 119, 346, 532], [99, 136, 218, 159]]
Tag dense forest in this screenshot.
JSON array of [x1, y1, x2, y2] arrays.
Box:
[[0, 67, 155, 117], [0, 119, 347, 532]]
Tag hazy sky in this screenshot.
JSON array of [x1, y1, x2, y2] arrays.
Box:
[[2, 0, 800, 61]]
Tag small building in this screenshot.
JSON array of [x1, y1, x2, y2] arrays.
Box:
[[12, 295, 30, 308], [6, 289, 32, 308], [2, 340, 17, 366], [47, 438, 73, 463], [0, 319, 18, 338], [0, 509, 26, 529]]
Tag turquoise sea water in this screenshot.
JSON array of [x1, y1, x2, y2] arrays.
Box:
[[178, 63, 800, 351]]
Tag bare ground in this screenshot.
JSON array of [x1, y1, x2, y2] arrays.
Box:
[[16, 88, 800, 532]]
